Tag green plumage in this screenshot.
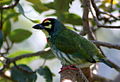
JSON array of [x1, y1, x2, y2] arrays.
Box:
[[33, 18, 120, 72]]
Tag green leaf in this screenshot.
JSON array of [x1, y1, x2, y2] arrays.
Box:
[[8, 29, 32, 43], [116, 4, 120, 8], [11, 64, 37, 82], [37, 66, 54, 82], [2, 20, 11, 36], [40, 48, 56, 60], [17, 4, 26, 17], [0, 77, 12, 82], [44, 2, 55, 9], [54, 0, 74, 12], [4, 12, 20, 21], [31, 4, 49, 14], [0, 0, 12, 5], [31, 20, 40, 23], [17, 4, 40, 23], [27, 0, 49, 13], [66, 26, 75, 31], [8, 50, 39, 64], [9, 50, 33, 57], [0, 30, 3, 48], [61, 12, 82, 25], [26, 0, 40, 4]]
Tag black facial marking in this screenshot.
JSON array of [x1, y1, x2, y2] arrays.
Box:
[[43, 22, 50, 26]]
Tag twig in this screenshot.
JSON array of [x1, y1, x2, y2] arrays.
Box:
[[13, 62, 35, 73], [0, 0, 20, 9], [100, 11, 119, 20], [82, 0, 95, 40], [110, 0, 113, 12], [90, 0, 119, 20], [90, 0, 100, 18], [98, 25, 120, 28], [10, 48, 51, 62], [89, 1, 120, 29], [91, 40, 120, 50]]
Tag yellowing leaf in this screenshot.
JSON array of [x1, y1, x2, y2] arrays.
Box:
[[103, 0, 118, 4]]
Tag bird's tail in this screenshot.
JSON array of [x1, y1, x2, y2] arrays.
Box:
[[100, 59, 120, 72]]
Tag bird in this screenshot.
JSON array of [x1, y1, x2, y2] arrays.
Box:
[[32, 18, 120, 72]]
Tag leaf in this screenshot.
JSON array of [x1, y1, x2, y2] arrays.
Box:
[[4, 13, 20, 21], [66, 26, 75, 31], [17, 4, 40, 23], [54, 0, 74, 12], [0, 77, 12, 82], [11, 64, 37, 82], [8, 29, 32, 43], [37, 66, 54, 82], [62, 12, 82, 25], [2, 20, 11, 36], [40, 48, 56, 60], [17, 4, 26, 17], [0, 0, 12, 5], [9, 50, 33, 57], [8, 50, 39, 64], [44, 2, 55, 9], [0, 30, 3, 48], [31, 4, 49, 14], [26, 0, 49, 13]]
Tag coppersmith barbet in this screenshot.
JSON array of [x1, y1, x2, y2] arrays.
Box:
[[33, 18, 120, 72]]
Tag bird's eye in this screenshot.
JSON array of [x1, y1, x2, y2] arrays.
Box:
[[44, 22, 52, 29], [44, 22, 50, 26]]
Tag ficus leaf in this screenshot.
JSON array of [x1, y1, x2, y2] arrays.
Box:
[[61, 12, 82, 25], [27, 0, 49, 13], [44, 2, 55, 10], [54, 0, 74, 12], [3, 20, 11, 37], [17, 4, 40, 23], [0, 0, 12, 5], [40, 48, 56, 60], [0, 30, 3, 48], [11, 64, 37, 82], [37, 66, 54, 82], [8, 29, 32, 43], [9, 50, 39, 64]]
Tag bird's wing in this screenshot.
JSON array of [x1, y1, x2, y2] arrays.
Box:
[[54, 29, 104, 62], [53, 29, 95, 62], [54, 29, 81, 54]]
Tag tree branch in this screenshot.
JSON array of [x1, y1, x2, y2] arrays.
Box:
[[98, 25, 120, 29], [91, 40, 120, 50], [0, 0, 20, 9], [90, 0, 120, 29], [82, 0, 95, 40], [10, 48, 51, 62]]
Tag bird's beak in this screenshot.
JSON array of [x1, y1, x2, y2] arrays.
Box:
[[32, 24, 45, 30]]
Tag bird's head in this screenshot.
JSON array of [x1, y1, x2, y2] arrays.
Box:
[[32, 18, 65, 36]]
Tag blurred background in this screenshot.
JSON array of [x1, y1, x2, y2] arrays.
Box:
[[0, 0, 120, 82]]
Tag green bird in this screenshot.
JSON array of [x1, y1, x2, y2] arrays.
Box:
[[33, 18, 120, 72]]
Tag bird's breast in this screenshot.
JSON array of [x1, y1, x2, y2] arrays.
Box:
[[51, 45, 92, 68]]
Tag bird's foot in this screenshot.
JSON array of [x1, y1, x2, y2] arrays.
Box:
[[59, 65, 79, 73]]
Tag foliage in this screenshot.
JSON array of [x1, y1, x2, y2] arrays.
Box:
[[37, 66, 54, 82], [0, 0, 120, 82], [11, 64, 37, 82]]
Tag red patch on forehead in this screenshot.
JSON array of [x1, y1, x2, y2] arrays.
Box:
[[43, 18, 55, 22]]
